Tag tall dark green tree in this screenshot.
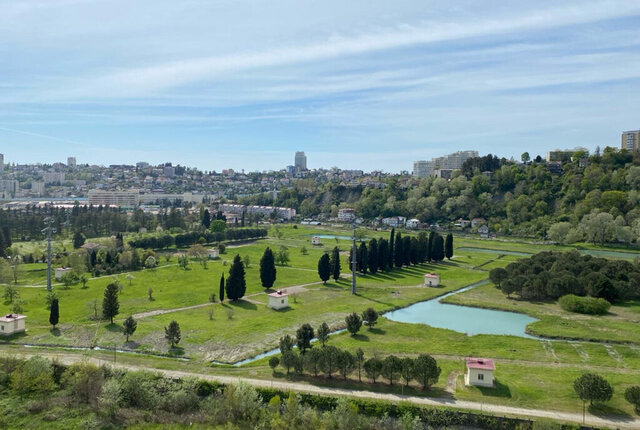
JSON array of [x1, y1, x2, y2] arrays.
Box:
[[318, 253, 331, 284], [202, 209, 211, 229], [378, 238, 389, 272], [402, 236, 411, 266], [225, 254, 246, 301], [219, 273, 225, 302], [317, 322, 330, 347], [358, 242, 368, 274], [574, 373, 613, 408], [102, 282, 120, 324], [427, 231, 435, 262], [367, 238, 378, 274], [330, 246, 341, 281], [165, 320, 181, 347], [445, 234, 454, 260], [72, 232, 85, 249], [122, 315, 137, 342], [433, 234, 445, 261], [394, 232, 403, 268], [259, 247, 277, 289], [413, 354, 441, 390], [388, 229, 395, 269], [49, 298, 59, 329], [409, 237, 419, 265], [418, 232, 428, 263], [296, 323, 315, 354]]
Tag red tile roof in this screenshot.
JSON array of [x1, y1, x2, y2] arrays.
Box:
[[466, 357, 495, 370]]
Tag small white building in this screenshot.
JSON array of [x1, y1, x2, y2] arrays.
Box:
[[471, 218, 487, 228], [311, 236, 322, 245], [424, 272, 440, 287], [268, 290, 289, 310], [207, 248, 220, 259], [478, 225, 489, 238], [54, 267, 72, 280], [406, 218, 420, 229], [337, 208, 356, 222], [465, 357, 495, 387], [0, 314, 27, 336]]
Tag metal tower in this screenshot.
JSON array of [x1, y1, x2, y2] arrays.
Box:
[[42, 217, 56, 291]]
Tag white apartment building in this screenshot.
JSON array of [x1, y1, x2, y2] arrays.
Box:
[[295, 151, 307, 171], [67, 157, 76, 167], [31, 181, 45, 196], [337, 208, 356, 222], [88, 190, 140, 206], [413, 150, 479, 178], [219, 203, 297, 221]]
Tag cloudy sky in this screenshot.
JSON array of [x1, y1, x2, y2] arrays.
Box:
[[1, 0, 639, 171]]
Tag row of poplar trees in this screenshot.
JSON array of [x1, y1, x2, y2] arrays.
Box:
[[348, 229, 453, 275]]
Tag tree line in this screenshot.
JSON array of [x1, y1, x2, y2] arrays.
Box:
[[128, 228, 267, 249]]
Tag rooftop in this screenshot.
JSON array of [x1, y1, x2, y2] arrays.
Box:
[[466, 357, 495, 370], [268, 290, 288, 298], [0, 314, 27, 322]]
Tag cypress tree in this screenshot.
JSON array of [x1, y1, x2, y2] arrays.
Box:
[[378, 238, 388, 272], [225, 254, 246, 301], [433, 234, 445, 261], [402, 236, 411, 266], [219, 273, 225, 302], [388, 228, 395, 269], [445, 234, 454, 260], [427, 231, 435, 262], [202, 209, 211, 229], [358, 242, 368, 274], [418, 232, 428, 263], [330, 246, 341, 281], [165, 320, 181, 348], [318, 253, 331, 284], [410, 237, 419, 265], [49, 298, 59, 329], [259, 247, 277, 289], [367, 238, 378, 274], [122, 315, 137, 342], [102, 282, 120, 324], [394, 232, 403, 268]]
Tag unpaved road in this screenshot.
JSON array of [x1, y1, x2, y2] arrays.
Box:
[[3, 348, 638, 429]]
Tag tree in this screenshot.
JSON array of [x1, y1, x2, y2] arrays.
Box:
[[445, 234, 453, 260], [279, 334, 295, 354], [521, 152, 530, 164], [275, 246, 290, 266], [624, 386, 640, 413], [49, 298, 59, 329], [202, 209, 211, 229], [432, 234, 445, 261], [345, 312, 362, 335], [330, 246, 341, 281], [317, 322, 330, 347], [3, 285, 19, 304], [378, 238, 389, 272], [319, 346, 340, 378], [268, 356, 280, 374], [489, 268, 508, 287], [367, 238, 378, 274], [73, 232, 86, 249], [394, 232, 403, 268], [122, 315, 137, 342], [260, 247, 277, 289], [358, 242, 368, 274], [8, 254, 22, 284], [188, 244, 208, 269], [337, 350, 355, 380], [304, 348, 322, 376], [10, 356, 55, 396], [381, 355, 402, 385], [219, 274, 225, 302], [400, 357, 414, 386], [165, 320, 181, 348], [355, 348, 365, 382], [364, 357, 383, 383], [296, 323, 314, 354], [574, 373, 613, 407], [102, 282, 120, 324], [318, 253, 331, 284], [225, 254, 246, 301], [361, 307, 379, 330], [413, 354, 441, 390], [177, 254, 189, 270], [281, 350, 297, 375], [402, 236, 411, 266], [388, 228, 395, 269]]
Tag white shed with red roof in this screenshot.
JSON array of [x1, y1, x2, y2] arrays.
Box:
[[268, 290, 289, 310], [0, 314, 27, 336], [465, 357, 495, 387]]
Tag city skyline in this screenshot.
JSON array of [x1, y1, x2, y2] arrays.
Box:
[[1, 1, 640, 171]]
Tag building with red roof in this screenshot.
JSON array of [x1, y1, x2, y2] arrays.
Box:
[[464, 357, 495, 387]]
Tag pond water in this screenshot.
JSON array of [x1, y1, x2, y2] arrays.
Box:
[[311, 234, 366, 241], [384, 280, 539, 338]]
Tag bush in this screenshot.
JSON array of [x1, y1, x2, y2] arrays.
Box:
[[559, 294, 611, 315]]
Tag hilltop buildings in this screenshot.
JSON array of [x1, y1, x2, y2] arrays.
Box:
[[413, 150, 479, 178], [622, 130, 640, 152]]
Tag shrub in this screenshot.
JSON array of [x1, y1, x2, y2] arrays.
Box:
[[559, 294, 611, 315], [10, 356, 56, 396]]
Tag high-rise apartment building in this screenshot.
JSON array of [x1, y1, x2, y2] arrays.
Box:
[[67, 157, 76, 167], [0, 153, 4, 173], [295, 151, 307, 171], [622, 130, 640, 152], [413, 150, 479, 178]]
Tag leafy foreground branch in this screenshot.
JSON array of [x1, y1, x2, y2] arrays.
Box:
[[0, 355, 584, 429]]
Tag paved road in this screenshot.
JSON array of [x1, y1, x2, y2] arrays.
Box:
[[3, 348, 638, 429]]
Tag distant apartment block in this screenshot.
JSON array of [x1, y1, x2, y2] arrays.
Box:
[[546, 148, 588, 162], [219, 203, 296, 221], [622, 130, 640, 152], [31, 181, 45, 196], [67, 157, 76, 167], [337, 208, 356, 222], [413, 150, 479, 178], [88, 190, 140, 206], [295, 151, 307, 171], [43, 172, 66, 184], [0, 153, 4, 173]]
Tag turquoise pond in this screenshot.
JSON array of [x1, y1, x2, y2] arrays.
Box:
[[384, 280, 539, 338]]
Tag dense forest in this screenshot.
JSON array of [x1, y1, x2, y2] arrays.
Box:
[[243, 148, 640, 241]]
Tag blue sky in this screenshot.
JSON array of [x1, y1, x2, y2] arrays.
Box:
[[1, 0, 639, 172]]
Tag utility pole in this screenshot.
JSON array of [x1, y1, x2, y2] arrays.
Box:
[[42, 217, 56, 291], [351, 223, 357, 295]]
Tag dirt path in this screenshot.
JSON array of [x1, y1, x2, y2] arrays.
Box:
[[4, 349, 638, 429]]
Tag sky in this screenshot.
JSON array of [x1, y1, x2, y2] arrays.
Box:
[[1, 0, 639, 172]]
